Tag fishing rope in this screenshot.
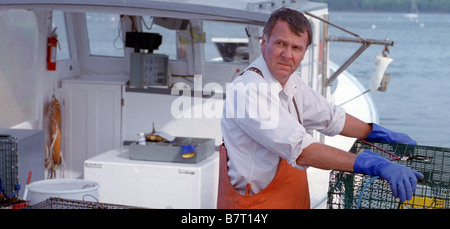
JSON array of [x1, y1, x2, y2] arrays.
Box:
[[338, 89, 370, 106], [0, 177, 20, 199], [356, 176, 379, 209]]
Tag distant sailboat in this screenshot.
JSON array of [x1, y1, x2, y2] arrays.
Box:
[[404, 0, 419, 21]]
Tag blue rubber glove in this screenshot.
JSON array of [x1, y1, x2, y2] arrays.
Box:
[[354, 150, 423, 202], [181, 144, 196, 158], [365, 123, 417, 145]]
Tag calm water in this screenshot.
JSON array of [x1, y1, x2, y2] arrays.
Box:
[[328, 12, 450, 148]]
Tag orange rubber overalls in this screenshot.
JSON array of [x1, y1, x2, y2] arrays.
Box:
[[217, 144, 310, 209]]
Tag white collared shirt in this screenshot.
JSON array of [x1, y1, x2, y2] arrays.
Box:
[[221, 55, 346, 195]]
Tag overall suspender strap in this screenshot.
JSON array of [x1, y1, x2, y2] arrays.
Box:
[[240, 67, 264, 78]]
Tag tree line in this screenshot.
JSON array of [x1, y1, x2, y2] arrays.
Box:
[[314, 0, 450, 13]]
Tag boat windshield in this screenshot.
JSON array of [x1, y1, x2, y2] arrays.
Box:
[[204, 21, 251, 63], [141, 17, 178, 60], [86, 13, 124, 57]]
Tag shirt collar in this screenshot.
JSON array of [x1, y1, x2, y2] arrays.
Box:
[[283, 75, 298, 98]]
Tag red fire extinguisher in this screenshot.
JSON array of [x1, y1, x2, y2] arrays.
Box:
[[47, 28, 58, 71]]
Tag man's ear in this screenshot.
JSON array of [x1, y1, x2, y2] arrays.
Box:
[[261, 34, 266, 53]]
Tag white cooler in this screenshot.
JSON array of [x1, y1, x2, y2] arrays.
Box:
[[84, 149, 219, 209]]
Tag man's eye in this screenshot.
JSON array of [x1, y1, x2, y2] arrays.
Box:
[[293, 45, 305, 52]]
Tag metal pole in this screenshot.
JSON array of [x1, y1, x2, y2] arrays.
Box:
[[327, 36, 394, 46], [321, 14, 329, 97], [305, 11, 394, 89], [325, 42, 370, 87]]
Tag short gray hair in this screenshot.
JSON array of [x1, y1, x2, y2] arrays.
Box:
[[263, 7, 312, 47]]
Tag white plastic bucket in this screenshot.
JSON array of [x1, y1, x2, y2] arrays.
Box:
[[26, 179, 99, 205]]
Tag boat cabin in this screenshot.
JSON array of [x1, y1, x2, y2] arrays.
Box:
[[1, 0, 331, 177]]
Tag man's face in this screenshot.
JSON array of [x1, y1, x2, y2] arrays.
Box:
[[261, 20, 309, 87]]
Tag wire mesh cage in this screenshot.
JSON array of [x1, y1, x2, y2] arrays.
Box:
[[0, 136, 20, 202], [327, 139, 450, 209], [30, 197, 144, 209]]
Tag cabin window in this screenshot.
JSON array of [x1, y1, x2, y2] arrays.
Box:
[[85, 13, 124, 57], [52, 11, 70, 61], [203, 21, 249, 63], [141, 17, 178, 60]]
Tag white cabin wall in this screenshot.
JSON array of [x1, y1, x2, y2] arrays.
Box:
[[0, 9, 47, 130], [31, 9, 84, 178], [2, 9, 84, 131], [41, 11, 82, 126], [0, 8, 67, 179], [38, 10, 83, 132]]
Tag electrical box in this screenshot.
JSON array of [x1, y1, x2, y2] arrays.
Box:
[[129, 52, 169, 88]]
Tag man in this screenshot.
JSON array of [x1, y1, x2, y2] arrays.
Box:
[[218, 7, 422, 209]]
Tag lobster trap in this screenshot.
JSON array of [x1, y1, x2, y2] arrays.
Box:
[[327, 139, 450, 209], [0, 136, 20, 202], [30, 197, 143, 209]]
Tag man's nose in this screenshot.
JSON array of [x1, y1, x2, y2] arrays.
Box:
[[282, 47, 293, 59]]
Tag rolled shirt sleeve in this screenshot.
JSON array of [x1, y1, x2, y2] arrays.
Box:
[[297, 78, 346, 136]]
